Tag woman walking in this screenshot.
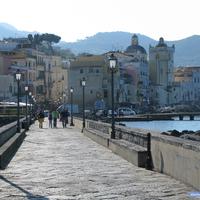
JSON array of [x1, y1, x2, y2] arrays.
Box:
[[52, 110, 59, 128], [37, 110, 45, 128], [48, 111, 53, 128]]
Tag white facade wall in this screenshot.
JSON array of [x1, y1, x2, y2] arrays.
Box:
[[0, 75, 14, 100], [173, 67, 200, 104]]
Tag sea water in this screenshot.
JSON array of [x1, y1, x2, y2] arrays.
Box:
[[123, 116, 200, 132]]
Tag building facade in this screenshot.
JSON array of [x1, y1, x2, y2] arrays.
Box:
[[68, 35, 149, 111], [0, 39, 67, 106], [149, 37, 175, 106], [122, 34, 149, 105], [69, 55, 107, 111], [172, 66, 200, 104]]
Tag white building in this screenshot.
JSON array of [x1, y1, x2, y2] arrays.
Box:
[[172, 67, 200, 104], [0, 75, 14, 100]]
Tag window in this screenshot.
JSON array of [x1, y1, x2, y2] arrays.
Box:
[[80, 69, 83, 74], [104, 90, 108, 98], [89, 68, 93, 73], [36, 85, 43, 94], [38, 71, 45, 79]]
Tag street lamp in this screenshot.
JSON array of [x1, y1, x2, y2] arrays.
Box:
[[70, 87, 74, 126], [15, 69, 21, 133], [25, 85, 29, 130], [29, 92, 32, 124], [109, 53, 117, 139], [63, 93, 66, 109], [81, 77, 86, 132]]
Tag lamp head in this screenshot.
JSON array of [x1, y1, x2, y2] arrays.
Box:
[[81, 77, 86, 86], [25, 86, 28, 92], [109, 53, 117, 69], [70, 87, 74, 93], [15, 69, 21, 80]]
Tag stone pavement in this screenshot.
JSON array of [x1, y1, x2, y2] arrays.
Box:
[[0, 119, 196, 200]]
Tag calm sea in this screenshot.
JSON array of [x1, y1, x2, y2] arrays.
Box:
[[123, 116, 200, 132]]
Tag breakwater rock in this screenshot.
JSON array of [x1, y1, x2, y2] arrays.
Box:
[[161, 129, 200, 141]]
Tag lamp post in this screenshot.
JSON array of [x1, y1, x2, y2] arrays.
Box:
[[29, 92, 32, 124], [25, 86, 29, 130], [70, 87, 74, 126], [81, 78, 86, 132], [109, 53, 117, 139], [15, 69, 21, 133], [63, 93, 66, 109]]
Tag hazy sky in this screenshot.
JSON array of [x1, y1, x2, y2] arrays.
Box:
[[1, 0, 199, 42]]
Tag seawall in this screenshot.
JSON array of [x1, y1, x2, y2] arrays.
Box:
[[74, 118, 200, 190]]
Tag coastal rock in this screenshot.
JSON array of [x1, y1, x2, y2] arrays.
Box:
[[169, 129, 182, 137], [161, 132, 170, 136], [194, 130, 200, 136], [180, 134, 200, 141], [182, 130, 195, 134]]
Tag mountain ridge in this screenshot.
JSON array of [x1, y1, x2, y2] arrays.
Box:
[[1, 23, 200, 66]]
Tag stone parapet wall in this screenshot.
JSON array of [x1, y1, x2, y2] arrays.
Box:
[[75, 118, 200, 190], [85, 119, 149, 147], [0, 118, 27, 169], [0, 121, 17, 147]]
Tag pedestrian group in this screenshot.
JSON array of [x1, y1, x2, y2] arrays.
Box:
[[37, 108, 69, 129]]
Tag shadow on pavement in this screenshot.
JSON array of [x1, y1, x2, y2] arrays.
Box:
[[0, 175, 49, 200]]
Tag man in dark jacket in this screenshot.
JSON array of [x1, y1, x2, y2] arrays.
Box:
[[60, 109, 69, 128]]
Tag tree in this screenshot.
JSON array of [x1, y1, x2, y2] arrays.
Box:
[[27, 33, 61, 54], [41, 33, 61, 54], [41, 33, 61, 44]]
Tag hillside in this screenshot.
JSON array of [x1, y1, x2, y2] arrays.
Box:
[[59, 32, 156, 55], [0, 22, 37, 39], [60, 32, 200, 66], [1, 23, 200, 66]]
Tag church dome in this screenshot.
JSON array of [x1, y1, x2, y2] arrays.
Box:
[[125, 34, 147, 54], [156, 37, 167, 47]]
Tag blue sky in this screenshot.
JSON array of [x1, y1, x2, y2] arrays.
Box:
[[0, 0, 199, 42]]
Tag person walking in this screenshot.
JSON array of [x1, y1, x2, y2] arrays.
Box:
[[52, 110, 59, 128], [48, 111, 53, 128], [60, 109, 69, 128], [37, 110, 45, 128]]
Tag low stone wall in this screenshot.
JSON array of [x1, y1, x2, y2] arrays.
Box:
[[74, 118, 200, 190], [0, 121, 18, 147], [0, 118, 27, 169], [151, 134, 200, 191]]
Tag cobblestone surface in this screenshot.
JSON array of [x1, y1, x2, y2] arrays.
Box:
[[0, 120, 196, 199]]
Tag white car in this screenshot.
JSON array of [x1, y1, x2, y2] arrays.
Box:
[[107, 110, 117, 116], [117, 107, 136, 116]]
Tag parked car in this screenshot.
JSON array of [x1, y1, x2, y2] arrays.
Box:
[[117, 107, 136, 116], [95, 109, 105, 117], [107, 110, 117, 117]]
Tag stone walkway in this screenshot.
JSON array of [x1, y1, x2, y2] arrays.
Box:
[[0, 120, 196, 199]]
